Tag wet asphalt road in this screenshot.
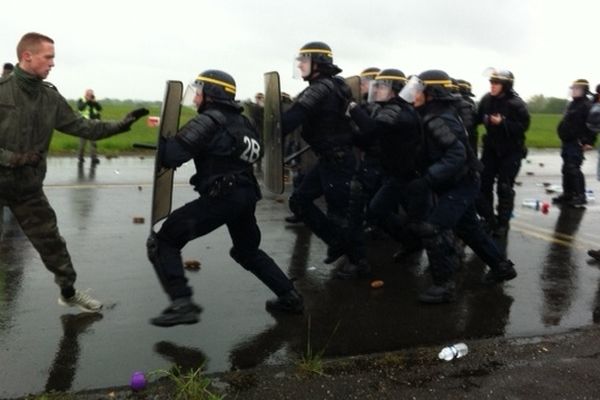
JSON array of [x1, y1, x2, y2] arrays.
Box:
[[1, 151, 600, 398]]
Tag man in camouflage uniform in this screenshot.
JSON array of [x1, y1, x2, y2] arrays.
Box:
[[0, 32, 148, 312]]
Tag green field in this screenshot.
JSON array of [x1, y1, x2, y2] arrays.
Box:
[[518, 113, 561, 148], [48, 102, 564, 155]]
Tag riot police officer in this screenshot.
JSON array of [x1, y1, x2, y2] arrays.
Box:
[[552, 79, 595, 208], [281, 42, 364, 275], [149, 70, 303, 327], [476, 69, 530, 237], [347, 68, 422, 263], [400, 70, 517, 303]]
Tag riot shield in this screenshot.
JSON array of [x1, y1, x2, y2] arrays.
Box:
[[150, 80, 183, 230], [263, 71, 284, 194], [345, 75, 361, 102]]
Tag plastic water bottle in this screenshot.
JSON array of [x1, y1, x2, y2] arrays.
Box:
[[521, 199, 540, 210], [438, 343, 469, 361]]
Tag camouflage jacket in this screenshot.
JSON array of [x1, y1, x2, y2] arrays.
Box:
[[0, 65, 124, 195]]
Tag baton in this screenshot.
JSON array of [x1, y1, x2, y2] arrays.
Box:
[[284, 144, 311, 164]]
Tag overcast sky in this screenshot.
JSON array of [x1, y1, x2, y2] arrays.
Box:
[[1, 0, 598, 103]]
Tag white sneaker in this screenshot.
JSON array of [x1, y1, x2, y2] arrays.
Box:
[[58, 289, 103, 313]]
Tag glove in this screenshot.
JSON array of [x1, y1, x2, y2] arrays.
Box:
[[345, 101, 358, 117], [9, 151, 42, 168], [119, 108, 149, 132]]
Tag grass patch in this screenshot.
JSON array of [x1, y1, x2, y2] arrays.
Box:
[[297, 316, 340, 376], [152, 365, 224, 400], [523, 113, 561, 148]]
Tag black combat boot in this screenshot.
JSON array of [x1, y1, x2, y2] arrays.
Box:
[[323, 242, 345, 264], [587, 249, 600, 261], [266, 289, 304, 314], [418, 282, 456, 304], [392, 242, 423, 262], [150, 297, 202, 327], [567, 194, 587, 209], [334, 259, 372, 280], [285, 214, 302, 224], [552, 193, 572, 204], [482, 260, 517, 285]]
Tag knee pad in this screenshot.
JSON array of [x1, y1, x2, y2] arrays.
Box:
[[497, 182, 514, 199], [562, 162, 579, 176], [146, 232, 159, 264]]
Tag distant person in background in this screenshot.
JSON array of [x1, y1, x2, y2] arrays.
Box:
[[2, 62, 14, 78], [476, 69, 530, 238], [77, 89, 102, 164], [552, 79, 595, 209]]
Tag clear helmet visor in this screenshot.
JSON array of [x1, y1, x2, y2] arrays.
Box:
[[399, 75, 425, 103], [360, 76, 375, 96], [483, 67, 512, 81], [181, 81, 204, 109], [570, 86, 585, 98], [293, 54, 312, 79], [367, 80, 395, 103]]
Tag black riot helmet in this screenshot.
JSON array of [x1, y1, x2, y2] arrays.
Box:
[[487, 68, 515, 92], [418, 69, 455, 101], [449, 78, 460, 94], [571, 78, 592, 96], [456, 79, 475, 97], [360, 67, 381, 80], [367, 68, 407, 103], [296, 41, 342, 78], [196, 69, 236, 104], [182, 69, 238, 110], [376, 69, 407, 93]]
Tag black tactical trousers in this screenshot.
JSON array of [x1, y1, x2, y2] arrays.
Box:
[[346, 156, 383, 261], [289, 151, 356, 255], [426, 176, 505, 284], [154, 184, 294, 301], [560, 141, 585, 197], [478, 147, 522, 226]]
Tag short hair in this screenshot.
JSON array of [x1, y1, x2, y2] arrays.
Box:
[[3, 62, 14, 71], [16, 32, 54, 61]]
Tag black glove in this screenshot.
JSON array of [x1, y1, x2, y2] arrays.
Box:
[[9, 151, 42, 168], [119, 108, 149, 131]]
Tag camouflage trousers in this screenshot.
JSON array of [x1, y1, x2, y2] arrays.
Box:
[[0, 189, 76, 289]]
